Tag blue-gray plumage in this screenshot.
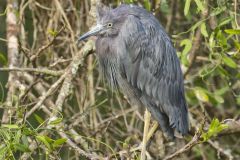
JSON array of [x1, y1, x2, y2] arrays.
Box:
[[79, 4, 189, 138]]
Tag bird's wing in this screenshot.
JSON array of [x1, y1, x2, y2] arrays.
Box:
[[119, 14, 188, 135]]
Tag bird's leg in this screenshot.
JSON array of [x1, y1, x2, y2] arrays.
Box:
[[141, 109, 151, 160], [147, 121, 158, 141]]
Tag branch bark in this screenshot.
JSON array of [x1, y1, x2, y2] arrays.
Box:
[[0, 67, 64, 76], [2, 0, 20, 124]]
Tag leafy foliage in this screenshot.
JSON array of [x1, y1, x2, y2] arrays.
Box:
[[0, 114, 67, 159], [201, 118, 228, 141]]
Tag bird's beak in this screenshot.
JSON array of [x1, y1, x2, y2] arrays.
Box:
[[78, 24, 104, 41]]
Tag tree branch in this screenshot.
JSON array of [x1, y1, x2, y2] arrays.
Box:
[[164, 119, 240, 160], [2, 0, 20, 124], [0, 67, 64, 76]]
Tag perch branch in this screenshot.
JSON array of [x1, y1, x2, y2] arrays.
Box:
[[164, 119, 240, 160]]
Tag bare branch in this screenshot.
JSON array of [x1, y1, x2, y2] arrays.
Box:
[[208, 140, 233, 160], [55, 40, 94, 111], [30, 25, 65, 61], [0, 67, 64, 76], [25, 72, 67, 118], [2, 0, 20, 124]]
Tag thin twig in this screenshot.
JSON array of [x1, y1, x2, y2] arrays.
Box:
[[208, 140, 233, 160], [166, 0, 175, 33], [30, 25, 65, 61], [0, 67, 64, 76], [25, 71, 67, 118], [183, 28, 202, 78], [234, 0, 239, 29], [164, 134, 201, 160], [58, 128, 100, 159], [183, 1, 209, 78]]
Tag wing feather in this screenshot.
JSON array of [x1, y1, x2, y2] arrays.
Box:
[[119, 13, 188, 136]]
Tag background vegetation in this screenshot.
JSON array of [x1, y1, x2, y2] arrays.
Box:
[[0, 0, 239, 159]]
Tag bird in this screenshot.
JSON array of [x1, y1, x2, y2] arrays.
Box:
[[78, 4, 189, 139]]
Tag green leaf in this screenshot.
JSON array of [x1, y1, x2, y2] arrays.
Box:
[[191, 20, 203, 32], [21, 135, 29, 147], [36, 135, 52, 149], [233, 40, 240, 50], [34, 114, 44, 124], [201, 118, 228, 141], [14, 130, 22, 144], [214, 86, 229, 96], [237, 97, 240, 105], [2, 124, 19, 129], [210, 6, 226, 17], [160, 0, 169, 13], [216, 30, 227, 48], [209, 32, 215, 50], [0, 146, 7, 160], [22, 127, 34, 136], [48, 29, 58, 36], [180, 39, 192, 66], [122, 142, 128, 149], [200, 22, 208, 37], [237, 73, 240, 79], [214, 95, 224, 104], [49, 118, 62, 125], [143, 0, 151, 11], [14, 143, 31, 152], [194, 87, 209, 102], [43, 136, 54, 144], [0, 53, 7, 66], [224, 29, 240, 35], [0, 129, 11, 140], [216, 30, 229, 48], [194, 0, 205, 12], [0, 7, 7, 16], [53, 138, 67, 148], [222, 55, 237, 68], [184, 0, 192, 16], [124, 0, 134, 3], [217, 66, 230, 77], [218, 17, 233, 27]]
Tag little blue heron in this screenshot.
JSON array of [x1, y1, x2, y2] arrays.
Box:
[[79, 4, 189, 141]]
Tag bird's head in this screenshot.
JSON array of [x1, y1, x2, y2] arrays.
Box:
[[78, 4, 127, 41]]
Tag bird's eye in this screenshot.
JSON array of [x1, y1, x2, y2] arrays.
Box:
[[107, 23, 113, 28]]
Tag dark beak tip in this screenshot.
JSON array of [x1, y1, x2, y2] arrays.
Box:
[[77, 24, 103, 43], [77, 35, 87, 42]]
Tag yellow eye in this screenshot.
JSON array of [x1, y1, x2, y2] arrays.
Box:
[[107, 23, 113, 28]]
